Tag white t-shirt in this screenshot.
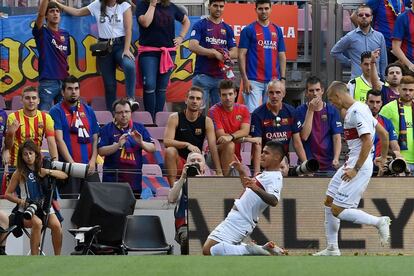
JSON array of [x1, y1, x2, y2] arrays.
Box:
[[343, 102, 377, 167], [234, 171, 283, 226], [87, 0, 131, 39]]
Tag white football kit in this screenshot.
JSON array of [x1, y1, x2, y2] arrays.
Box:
[[208, 171, 283, 244], [327, 102, 377, 208]]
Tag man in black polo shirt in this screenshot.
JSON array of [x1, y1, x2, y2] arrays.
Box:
[[164, 86, 223, 185]]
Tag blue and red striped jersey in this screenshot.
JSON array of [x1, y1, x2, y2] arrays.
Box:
[[393, 9, 414, 63]]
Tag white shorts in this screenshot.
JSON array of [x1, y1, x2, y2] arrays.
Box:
[[326, 164, 372, 209], [208, 209, 255, 245]]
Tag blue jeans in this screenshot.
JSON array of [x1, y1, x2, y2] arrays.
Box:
[[38, 79, 62, 111], [242, 80, 268, 113], [97, 39, 136, 111], [139, 53, 174, 119], [192, 74, 222, 111]]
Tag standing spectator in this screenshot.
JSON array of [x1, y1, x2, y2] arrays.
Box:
[[250, 80, 306, 176], [3, 86, 58, 167], [296, 76, 342, 174], [208, 80, 250, 176], [380, 76, 414, 174], [392, 0, 414, 73], [136, 0, 190, 118], [370, 50, 404, 104], [164, 86, 222, 186], [189, 0, 237, 111], [34, 0, 70, 111], [238, 0, 286, 113], [331, 4, 387, 79], [365, 89, 403, 159], [347, 51, 378, 102], [351, 1, 411, 63], [56, 0, 138, 111], [98, 98, 156, 195], [49, 76, 100, 195]]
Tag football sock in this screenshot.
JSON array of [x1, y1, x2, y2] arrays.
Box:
[[210, 242, 249, 256], [337, 208, 380, 226], [325, 206, 340, 249]]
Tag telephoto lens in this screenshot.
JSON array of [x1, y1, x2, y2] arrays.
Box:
[[23, 203, 38, 220]]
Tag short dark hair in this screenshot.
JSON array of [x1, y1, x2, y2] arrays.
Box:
[[46, 2, 61, 15], [360, 51, 372, 63], [366, 89, 382, 99], [62, 75, 80, 90], [209, 0, 225, 5], [22, 86, 37, 95], [356, 3, 373, 15], [385, 62, 404, 76], [255, 0, 271, 8], [112, 98, 132, 112], [264, 140, 286, 162], [305, 76, 322, 90], [219, 79, 235, 94], [187, 86, 204, 97]]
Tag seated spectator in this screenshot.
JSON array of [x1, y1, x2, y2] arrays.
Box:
[[296, 76, 342, 174], [250, 80, 306, 175], [365, 89, 403, 161], [98, 98, 156, 196], [208, 80, 250, 176], [5, 140, 68, 255], [164, 86, 222, 186], [168, 152, 207, 255], [370, 49, 404, 105], [380, 76, 414, 174], [3, 86, 58, 168], [49, 76, 100, 195], [348, 51, 380, 103]]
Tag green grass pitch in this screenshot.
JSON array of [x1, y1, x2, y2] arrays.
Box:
[[1, 256, 414, 276]]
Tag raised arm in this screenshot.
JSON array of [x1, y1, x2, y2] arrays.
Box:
[[54, 1, 90, 17], [36, 0, 50, 29]]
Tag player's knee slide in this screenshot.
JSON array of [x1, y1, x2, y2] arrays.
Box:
[[209, 243, 225, 256]]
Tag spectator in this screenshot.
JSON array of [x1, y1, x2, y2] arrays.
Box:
[[250, 80, 306, 175], [365, 89, 403, 160], [56, 0, 138, 111], [296, 76, 342, 174], [392, 0, 414, 73], [208, 80, 250, 176], [49, 76, 100, 195], [0, 210, 9, 255], [98, 98, 156, 196], [331, 4, 387, 79], [348, 51, 379, 102], [136, 0, 190, 118], [0, 107, 7, 178], [380, 76, 414, 174], [189, 0, 237, 111], [168, 152, 206, 255], [3, 86, 58, 168], [351, 1, 411, 63], [370, 50, 404, 104], [34, 0, 70, 111], [164, 86, 222, 186], [239, 0, 286, 113], [5, 140, 68, 255]]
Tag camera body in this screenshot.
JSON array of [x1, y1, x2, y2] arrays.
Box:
[[186, 163, 201, 177], [43, 158, 89, 178], [383, 158, 407, 175], [288, 159, 320, 176]]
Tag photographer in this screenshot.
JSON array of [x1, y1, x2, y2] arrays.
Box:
[[168, 152, 206, 255], [4, 140, 68, 255]]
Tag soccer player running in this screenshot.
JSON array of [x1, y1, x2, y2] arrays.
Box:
[[313, 81, 391, 256], [202, 141, 288, 256]]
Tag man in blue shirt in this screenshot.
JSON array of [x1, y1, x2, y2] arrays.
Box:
[[331, 4, 387, 79]]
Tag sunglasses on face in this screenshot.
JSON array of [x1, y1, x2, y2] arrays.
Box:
[[358, 13, 372, 17]]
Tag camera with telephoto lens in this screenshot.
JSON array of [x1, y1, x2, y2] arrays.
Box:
[[384, 158, 407, 175], [43, 157, 89, 178], [288, 159, 320, 176], [23, 201, 42, 220], [186, 163, 200, 177]]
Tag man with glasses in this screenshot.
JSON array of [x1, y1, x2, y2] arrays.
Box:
[[3, 86, 58, 167], [331, 4, 387, 79], [98, 98, 155, 196]]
